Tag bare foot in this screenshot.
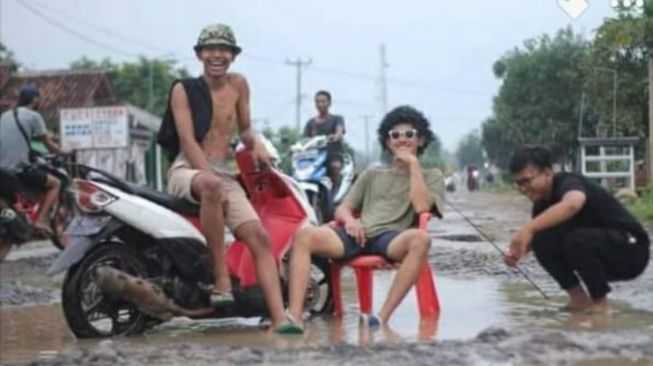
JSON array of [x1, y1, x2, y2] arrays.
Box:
[[559, 299, 592, 312], [585, 298, 612, 315]]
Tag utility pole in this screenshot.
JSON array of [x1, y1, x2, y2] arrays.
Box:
[[649, 58, 653, 182], [379, 44, 389, 115], [360, 114, 372, 166], [594, 67, 618, 136], [286, 58, 312, 132]]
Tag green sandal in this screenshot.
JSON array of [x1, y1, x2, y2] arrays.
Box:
[[275, 312, 304, 335], [210, 289, 235, 308]]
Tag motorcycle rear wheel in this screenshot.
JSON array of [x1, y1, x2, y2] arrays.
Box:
[[62, 243, 155, 338]]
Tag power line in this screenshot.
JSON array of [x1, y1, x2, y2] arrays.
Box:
[[15, 0, 137, 58], [15, 1, 495, 99], [28, 0, 171, 55]]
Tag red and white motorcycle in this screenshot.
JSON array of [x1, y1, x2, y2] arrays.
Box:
[[48, 145, 332, 338]]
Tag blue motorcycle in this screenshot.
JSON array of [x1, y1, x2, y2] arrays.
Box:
[[290, 136, 354, 223]]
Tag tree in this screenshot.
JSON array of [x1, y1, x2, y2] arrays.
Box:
[[456, 130, 485, 168], [483, 28, 589, 169], [583, 6, 649, 155], [70, 56, 189, 116], [420, 132, 443, 168], [0, 43, 19, 71], [262, 125, 300, 174]]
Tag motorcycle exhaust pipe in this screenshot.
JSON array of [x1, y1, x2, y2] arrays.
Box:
[[94, 266, 214, 320]]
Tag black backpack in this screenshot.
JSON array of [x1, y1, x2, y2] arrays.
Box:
[[157, 77, 213, 162]]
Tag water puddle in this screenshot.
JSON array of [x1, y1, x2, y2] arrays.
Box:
[[2, 274, 653, 364], [499, 281, 653, 333], [0, 274, 504, 363]]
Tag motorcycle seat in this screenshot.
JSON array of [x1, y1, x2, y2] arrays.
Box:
[[90, 174, 200, 216], [127, 183, 200, 216]]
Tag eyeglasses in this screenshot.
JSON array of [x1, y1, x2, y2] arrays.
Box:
[[512, 171, 543, 189], [388, 129, 418, 140]]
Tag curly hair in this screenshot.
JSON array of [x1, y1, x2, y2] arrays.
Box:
[[377, 105, 434, 156]]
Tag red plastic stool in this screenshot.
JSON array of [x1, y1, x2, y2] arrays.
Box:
[[330, 213, 441, 318]]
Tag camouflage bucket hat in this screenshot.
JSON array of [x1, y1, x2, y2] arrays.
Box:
[[194, 23, 242, 55]]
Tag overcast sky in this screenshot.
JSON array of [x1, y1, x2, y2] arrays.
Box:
[[1, 0, 620, 151]]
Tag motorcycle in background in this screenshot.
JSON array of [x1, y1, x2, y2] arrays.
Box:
[[466, 165, 480, 192], [290, 135, 354, 223], [0, 154, 76, 259]]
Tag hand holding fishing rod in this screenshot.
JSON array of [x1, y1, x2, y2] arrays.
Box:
[[445, 200, 550, 300], [504, 225, 533, 267]]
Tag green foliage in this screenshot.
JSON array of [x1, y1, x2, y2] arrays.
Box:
[[627, 185, 653, 222], [0, 43, 19, 71], [483, 27, 589, 169], [456, 130, 485, 168], [262, 125, 300, 174], [582, 7, 649, 155], [420, 133, 443, 168], [70, 56, 188, 116], [482, 7, 652, 169]]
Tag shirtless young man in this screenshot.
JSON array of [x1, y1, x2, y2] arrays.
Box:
[[164, 24, 299, 333]]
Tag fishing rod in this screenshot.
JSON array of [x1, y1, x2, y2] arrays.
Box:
[[445, 200, 550, 300]]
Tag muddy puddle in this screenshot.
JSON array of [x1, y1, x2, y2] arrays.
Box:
[[3, 271, 653, 365], [2, 192, 652, 365]]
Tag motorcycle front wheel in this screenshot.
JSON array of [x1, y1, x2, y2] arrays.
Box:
[[62, 243, 155, 338], [308, 190, 331, 224]]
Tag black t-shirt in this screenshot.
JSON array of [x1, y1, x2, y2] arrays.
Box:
[[533, 172, 648, 242], [302, 114, 345, 153]]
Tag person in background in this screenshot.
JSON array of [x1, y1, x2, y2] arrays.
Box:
[[0, 84, 69, 235], [302, 90, 346, 190]]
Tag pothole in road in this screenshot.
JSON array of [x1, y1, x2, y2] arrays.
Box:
[[437, 234, 484, 242]]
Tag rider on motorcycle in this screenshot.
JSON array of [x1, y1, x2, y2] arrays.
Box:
[[302, 90, 346, 192], [0, 84, 69, 236]]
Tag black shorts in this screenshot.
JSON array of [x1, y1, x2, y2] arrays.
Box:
[[333, 226, 402, 261], [16, 165, 48, 191]]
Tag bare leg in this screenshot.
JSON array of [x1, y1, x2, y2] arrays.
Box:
[[234, 221, 287, 327], [0, 239, 12, 262], [565, 284, 592, 311], [288, 227, 345, 323], [378, 229, 431, 323], [191, 173, 230, 293], [34, 174, 60, 234]]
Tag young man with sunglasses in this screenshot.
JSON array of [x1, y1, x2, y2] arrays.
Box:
[[505, 145, 649, 313], [285, 105, 444, 331]]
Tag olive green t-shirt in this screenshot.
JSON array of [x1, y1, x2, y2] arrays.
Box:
[[344, 168, 445, 238]]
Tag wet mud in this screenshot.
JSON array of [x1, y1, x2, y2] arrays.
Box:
[[1, 191, 652, 365]]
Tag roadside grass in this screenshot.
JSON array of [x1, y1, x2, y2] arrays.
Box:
[[627, 185, 653, 224]]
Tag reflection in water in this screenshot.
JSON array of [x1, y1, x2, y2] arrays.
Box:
[[0, 275, 504, 364], [0, 304, 73, 364], [499, 281, 653, 332], [7, 275, 653, 364]]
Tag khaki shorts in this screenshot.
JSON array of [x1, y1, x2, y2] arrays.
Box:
[[167, 156, 259, 231]]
